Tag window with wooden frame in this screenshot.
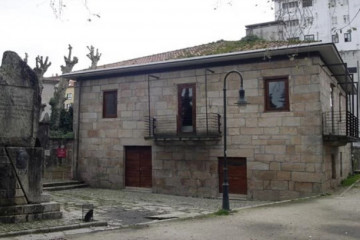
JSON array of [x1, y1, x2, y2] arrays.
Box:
[[177, 83, 196, 134], [264, 77, 290, 112], [103, 90, 117, 118]]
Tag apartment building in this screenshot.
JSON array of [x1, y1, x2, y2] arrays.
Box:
[[247, 0, 360, 86]]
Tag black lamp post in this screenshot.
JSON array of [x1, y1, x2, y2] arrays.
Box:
[[222, 70, 247, 211]]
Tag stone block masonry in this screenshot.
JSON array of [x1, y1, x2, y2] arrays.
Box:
[[0, 51, 62, 223], [74, 54, 353, 201]]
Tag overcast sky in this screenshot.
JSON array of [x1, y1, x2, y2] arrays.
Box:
[[0, 0, 274, 76]]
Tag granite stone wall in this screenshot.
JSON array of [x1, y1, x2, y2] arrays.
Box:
[[74, 55, 352, 200]]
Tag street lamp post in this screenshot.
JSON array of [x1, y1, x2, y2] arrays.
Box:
[[222, 70, 247, 211]]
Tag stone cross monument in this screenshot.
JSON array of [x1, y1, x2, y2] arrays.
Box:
[[0, 51, 62, 223]]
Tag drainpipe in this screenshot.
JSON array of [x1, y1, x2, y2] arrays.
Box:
[[147, 75, 151, 137], [205, 69, 215, 135], [330, 84, 335, 134], [147, 75, 160, 137], [357, 61, 360, 134], [75, 80, 82, 180]]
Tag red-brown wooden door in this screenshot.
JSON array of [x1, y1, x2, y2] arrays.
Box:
[[125, 146, 152, 188], [218, 157, 247, 194]]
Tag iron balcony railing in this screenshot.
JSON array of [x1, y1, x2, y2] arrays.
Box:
[[323, 111, 359, 141], [144, 113, 221, 139]]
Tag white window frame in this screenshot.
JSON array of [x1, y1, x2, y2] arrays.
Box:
[[332, 34, 339, 43], [304, 34, 315, 41], [344, 32, 351, 42], [285, 19, 299, 27], [283, 1, 299, 9]]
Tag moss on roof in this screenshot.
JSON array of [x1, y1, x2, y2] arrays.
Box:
[[99, 36, 313, 69]]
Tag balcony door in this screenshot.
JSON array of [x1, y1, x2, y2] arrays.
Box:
[[178, 83, 196, 134]]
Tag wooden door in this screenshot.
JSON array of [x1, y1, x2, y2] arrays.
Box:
[[125, 146, 152, 188], [218, 157, 247, 194]]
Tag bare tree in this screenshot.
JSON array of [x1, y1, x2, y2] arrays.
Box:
[[23, 53, 28, 64], [34, 55, 52, 94], [50, 44, 78, 130], [274, 0, 314, 40], [61, 44, 78, 74], [86, 45, 101, 69], [49, 0, 100, 21]]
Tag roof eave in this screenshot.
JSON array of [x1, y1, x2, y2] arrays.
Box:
[[62, 42, 353, 93]]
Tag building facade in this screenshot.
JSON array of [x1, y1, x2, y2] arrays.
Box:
[[64, 80, 75, 110], [246, 21, 286, 41], [273, 0, 360, 48], [247, 0, 360, 86], [41, 76, 60, 121], [65, 43, 358, 201]]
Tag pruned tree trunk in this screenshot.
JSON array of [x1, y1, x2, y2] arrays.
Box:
[[87, 45, 101, 69], [50, 44, 78, 130], [33, 55, 52, 119], [33, 55, 52, 95]]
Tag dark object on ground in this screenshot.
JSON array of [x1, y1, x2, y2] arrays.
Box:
[[84, 209, 93, 222]]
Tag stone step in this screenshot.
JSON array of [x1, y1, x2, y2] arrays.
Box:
[[0, 211, 63, 223], [0, 202, 62, 223], [43, 180, 84, 188], [43, 182, 88, 192]]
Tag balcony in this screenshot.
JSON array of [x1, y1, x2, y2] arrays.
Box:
[[144, 113, 221, 141], [323, 111, 359, 146]]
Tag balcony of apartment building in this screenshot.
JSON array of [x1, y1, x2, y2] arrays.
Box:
[[144, 113, 221, 141], [322, 64, 360, 146], [323, 111, 359, 146]]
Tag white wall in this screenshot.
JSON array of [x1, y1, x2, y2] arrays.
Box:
[[274, 0, 360, 51]]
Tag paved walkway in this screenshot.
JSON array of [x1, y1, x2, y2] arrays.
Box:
[[0, 188, 269, 239], [67, 181, 360, 240]]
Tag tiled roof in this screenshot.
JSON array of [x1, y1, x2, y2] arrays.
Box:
[[43, 75, 61, 83], [97, 39, 307, 69]]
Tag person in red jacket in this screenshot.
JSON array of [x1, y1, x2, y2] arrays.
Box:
[[56, 145, 67, 166]]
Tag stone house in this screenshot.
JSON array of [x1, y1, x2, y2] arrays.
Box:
[[64, 80, 75, 110], [41, 76, 60, 121], [64, 42, 359, 201]]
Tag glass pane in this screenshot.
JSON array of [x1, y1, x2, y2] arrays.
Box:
[[180, 87, 193, 132], [105, 92, 116, 117], [268, 81, 286, 109]]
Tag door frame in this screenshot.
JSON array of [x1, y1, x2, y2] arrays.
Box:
[[218, 157, 247, 195], [124, 146, 152, 188]]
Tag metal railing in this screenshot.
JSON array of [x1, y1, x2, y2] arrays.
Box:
[[323, 111, 359, 139], [144, 113, 221, 139]]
